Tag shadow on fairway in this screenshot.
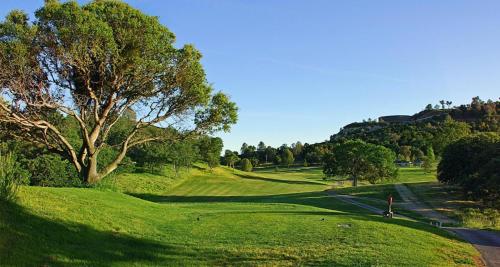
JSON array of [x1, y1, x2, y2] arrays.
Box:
[[1, 201, 325, 266], [234, 173, 327, 185], [0, 201, 167, 266]]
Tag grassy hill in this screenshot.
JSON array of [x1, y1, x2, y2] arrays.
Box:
[[0, 166, 480, 266]]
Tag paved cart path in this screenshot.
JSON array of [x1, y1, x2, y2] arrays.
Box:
[[326, 192, 411, 219]]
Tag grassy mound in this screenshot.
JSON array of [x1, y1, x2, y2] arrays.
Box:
[[0, 166, 479, 266]]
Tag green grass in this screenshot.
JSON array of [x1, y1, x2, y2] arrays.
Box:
[[0, 166, 480, 266], [160, 166, 328, 197], [393, 167, 439, 183], [332, 168, 437, 202]]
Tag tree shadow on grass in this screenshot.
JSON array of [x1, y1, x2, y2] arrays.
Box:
[[234, 173, 327, 185], [129, 191, 466, 242], [1, 201, 326, 266], [0, 201, 171, 266]]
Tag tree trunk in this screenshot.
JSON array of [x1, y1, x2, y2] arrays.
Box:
[[84, 155, 101, 184], [352, 175, 358, 187]]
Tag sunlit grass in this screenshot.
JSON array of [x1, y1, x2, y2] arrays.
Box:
[[0, 166, 480, 266]]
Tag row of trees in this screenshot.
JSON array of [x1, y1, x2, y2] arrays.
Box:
[[223, 141, 331, 170], [131, 136, 223, 176], [425, 100, 453, 110]]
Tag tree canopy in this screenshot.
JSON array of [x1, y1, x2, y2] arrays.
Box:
[[281, 148, 295, 168], [223, 150, 239, 169], [438, 133, 500, 206], [198, 136, 223, 169], [323, 140, 398, 186]]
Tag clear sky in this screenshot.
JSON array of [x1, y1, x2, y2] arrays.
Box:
[[2, 1, 499, 152]]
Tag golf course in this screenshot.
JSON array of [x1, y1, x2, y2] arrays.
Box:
[[1, 1, 499, 266], [0, 166, 481, 266]]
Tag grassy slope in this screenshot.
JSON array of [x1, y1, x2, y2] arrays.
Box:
[[0, 166, 479, 266]]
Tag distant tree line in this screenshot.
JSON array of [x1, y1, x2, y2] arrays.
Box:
[[223, 141, 333, 170]]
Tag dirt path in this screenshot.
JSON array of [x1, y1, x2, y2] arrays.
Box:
[[394, 184, 457, 225], [394, 184, 500, 267]]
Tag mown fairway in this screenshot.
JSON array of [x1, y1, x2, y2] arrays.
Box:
[[0, 166, 480, 266]]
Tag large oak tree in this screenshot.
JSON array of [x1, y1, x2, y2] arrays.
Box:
[[323, 140, 398, 186], [0, 1, 237, 184]]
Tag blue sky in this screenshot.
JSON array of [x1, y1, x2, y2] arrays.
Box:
[[2, 1, 499, 151]]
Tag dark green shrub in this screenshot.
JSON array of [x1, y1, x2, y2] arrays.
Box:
[[438, 133, 500, 206], [27, 154, 80, 187], [0, 153, 28, 202]]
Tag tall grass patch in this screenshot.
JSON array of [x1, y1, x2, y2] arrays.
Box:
[[0, 153, 27, 202]]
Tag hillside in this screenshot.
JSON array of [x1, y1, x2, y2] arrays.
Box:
[[0, 166, 480, 266], [339, 98, 499, 135]]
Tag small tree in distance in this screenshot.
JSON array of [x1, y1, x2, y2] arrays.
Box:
[[240, 158, 253, 172], [223, 150, 239, 169], [198, 137, 224, 170], [422, 146, 435, 173], [169, 142, 199, 177], [282, 149, 295, 168]]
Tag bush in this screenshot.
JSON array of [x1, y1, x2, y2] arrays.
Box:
[[27, 154, 81, 187], [240, 158, 253, 172], [0, 153, 28, 202]]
